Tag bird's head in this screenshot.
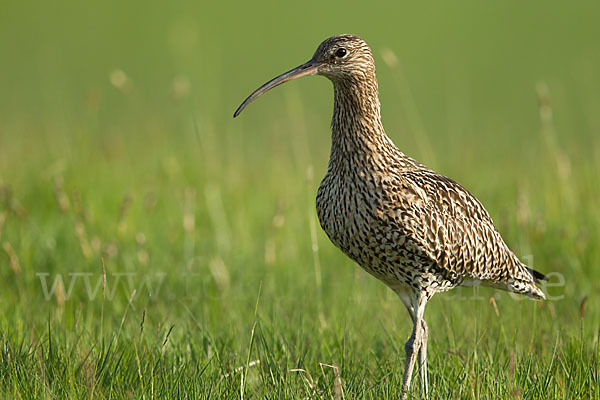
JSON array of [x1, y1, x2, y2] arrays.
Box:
[[311, 34, 374, 81], [234, 34, 375, 117]]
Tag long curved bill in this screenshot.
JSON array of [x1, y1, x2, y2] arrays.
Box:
[[233, 59, 322, 117]]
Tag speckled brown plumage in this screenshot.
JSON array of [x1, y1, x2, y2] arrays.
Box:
[[234, 34, 546, 400]]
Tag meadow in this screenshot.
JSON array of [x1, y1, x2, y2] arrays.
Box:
[[1, 0, 599, 398]]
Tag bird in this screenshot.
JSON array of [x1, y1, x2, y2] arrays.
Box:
[[234, 34, 546, 399]]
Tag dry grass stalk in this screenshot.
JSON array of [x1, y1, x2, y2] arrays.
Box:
[[204, 184, 231, 254], [183, 187, 196, 234], [319, 363, 345, 400], [75, 220, 93, 259], [579, 296, 588, 319], [3, 241, 21, 274], [110, 69, 134, 94], [117, 194, 133, 235], [136, 232, 149, 266], [209, 256, 230, 292], [265, 203, 286, 266], [223, 360, 261, 378], [0, 211, 6, 240], [53, 176, 70, 212]]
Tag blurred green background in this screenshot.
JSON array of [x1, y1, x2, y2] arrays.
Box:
[[0, 0, 599, 398]]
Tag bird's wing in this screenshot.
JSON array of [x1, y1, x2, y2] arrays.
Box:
[[391, 169, 544, 298]]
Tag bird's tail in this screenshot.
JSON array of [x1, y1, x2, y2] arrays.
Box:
[[463, 258, 548, 300], [509, 263, 547, 300], [476, 275, 546, 300], [527, 267, 549, 283]]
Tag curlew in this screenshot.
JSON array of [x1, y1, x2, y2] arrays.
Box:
[[234, 34, 546, 399]]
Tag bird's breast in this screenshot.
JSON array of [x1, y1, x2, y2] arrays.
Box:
[[315, 166, 433, 285], [317, 171, 366, 252], [316, 167, 396, 264]]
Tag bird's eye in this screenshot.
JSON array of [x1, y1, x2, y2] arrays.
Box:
[[335, 48, 347, 58]]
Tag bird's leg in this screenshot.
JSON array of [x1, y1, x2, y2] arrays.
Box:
[[401, 293, 428, 400], [418, 319, 429, 399], [401, 325, 420, 400]]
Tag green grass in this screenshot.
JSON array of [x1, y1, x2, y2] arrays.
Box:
[[1, 0, 599, 398]]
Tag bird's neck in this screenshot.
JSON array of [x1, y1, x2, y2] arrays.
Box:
[[329, 77, 396, 168]]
